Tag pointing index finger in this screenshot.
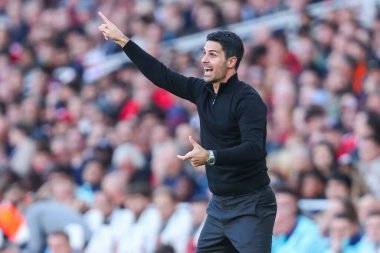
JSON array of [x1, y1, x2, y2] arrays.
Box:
[[98, 11, 110, 24]]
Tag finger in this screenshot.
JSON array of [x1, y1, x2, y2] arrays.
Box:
[[191, 161, 199, 167], [98, 11, 110, 24], [190, 158, 205, 167], [188, 136, 199, 148], [103, 32, 109, 40], [98, 24, 108, 32], [177, 150, 194, 160], [191, 160, 202, 167], [177, 154, 189, 160]]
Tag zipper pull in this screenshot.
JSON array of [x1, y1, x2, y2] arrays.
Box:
[[212, 96, 216, 105]]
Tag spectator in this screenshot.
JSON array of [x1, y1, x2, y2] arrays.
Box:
[[318, 197, 357, 237], [325, 172, 353, 199], [0, 182, 29, 246], [298, 169, 327, 199], [101, 171, 128, 208], [357, 134, 380, 199], [357, 194, 380, 227], [112, 143, 150, 184], [151, 140, 195, 201], [310, 141, 339, 177], [84, 191, 132, 253], [272, 186, 326, 253], [186, 196, 208, 253], [25, 177, 90, 253], [350, 211, 380, 253], [8, 123, 36, 177], [324, 212, 361, 253], [117, 182, 160, 253], [153, 186, 192, 253], [76, 159, 105, 205]]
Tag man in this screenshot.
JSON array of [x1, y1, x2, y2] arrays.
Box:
[[153, 186, 192, 253], [98, 12, 276, 252], [272, 187, 326, 253], [117, 182, 161, 253], [348, 211, 380, 253], [25, 177, 90, 253], [324, 213, 361, 253]]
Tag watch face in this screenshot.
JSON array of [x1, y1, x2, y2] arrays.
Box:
[[208, 158, 215, 165]]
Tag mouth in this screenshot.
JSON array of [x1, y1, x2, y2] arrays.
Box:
[[204, 67, 213, 73]]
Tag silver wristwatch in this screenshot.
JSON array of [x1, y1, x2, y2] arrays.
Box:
[[207, 150, 216, 165]]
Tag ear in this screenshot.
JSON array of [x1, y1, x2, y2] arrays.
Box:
[[227, 56, 238, 69]]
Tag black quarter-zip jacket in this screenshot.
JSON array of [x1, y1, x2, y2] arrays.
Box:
[[123, 41, 270, 196]]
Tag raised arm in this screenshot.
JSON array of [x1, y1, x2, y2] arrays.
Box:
[[97, 12, 201, 102]]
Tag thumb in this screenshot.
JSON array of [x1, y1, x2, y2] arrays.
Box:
[[188, 136, 199, 148]]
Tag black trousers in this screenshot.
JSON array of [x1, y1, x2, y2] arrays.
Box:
[[196, 186, 277, 253]]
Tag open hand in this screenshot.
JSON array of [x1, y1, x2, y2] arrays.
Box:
[[98, 11, 129, 47], [177, 136, 209, 167]]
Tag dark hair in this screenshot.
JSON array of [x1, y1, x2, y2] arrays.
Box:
[[273, 185, 299, 199], [334, 197, 358, 223], [366, 110, 380, 137], [329, 172, 352, 189], [206, 31, 244, 70], [127, 182, 152, 198], [302, 169, 327, 184], [153, 186, 178, 203], [304, 105, 325, 122], [155, 244, 175, 253], [333, 211, 358, 224]]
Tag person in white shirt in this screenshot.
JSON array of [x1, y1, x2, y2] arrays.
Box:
[[117, 182, 160, 253], [84, 191, 133, 253], [153, 186, 192, 253]]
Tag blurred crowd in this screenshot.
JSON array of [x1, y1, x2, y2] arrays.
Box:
[[0, 0, 380, 252]]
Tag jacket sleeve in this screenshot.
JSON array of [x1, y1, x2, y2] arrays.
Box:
[[214, 90, 267, 165], [122, 41, 201, 104]]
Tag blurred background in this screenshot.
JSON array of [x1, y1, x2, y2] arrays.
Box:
[[0, 0, 380, 252]]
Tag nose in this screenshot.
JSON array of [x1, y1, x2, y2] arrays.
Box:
[[202, 54, 208, 64]]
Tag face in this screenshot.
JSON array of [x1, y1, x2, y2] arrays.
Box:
[[273, 192, 297, 235], [329, 217, 353, 240], [358, 195, 380, 224], [202, 41, 228, 84], [83, 161, 104, 185], [358, 137, 380, 162], [47, 234, 72, 253], [154, 193, 176, 222], [125, 194, 150, 216], [326, 180, 349, 199], [312, 144, 333, 172]]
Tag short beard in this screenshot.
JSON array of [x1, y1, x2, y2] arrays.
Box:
[[203, 65, 227, 84]]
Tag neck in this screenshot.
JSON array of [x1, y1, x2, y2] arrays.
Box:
[[212, 70, 236, 93], [212, 83, 220, 94]]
